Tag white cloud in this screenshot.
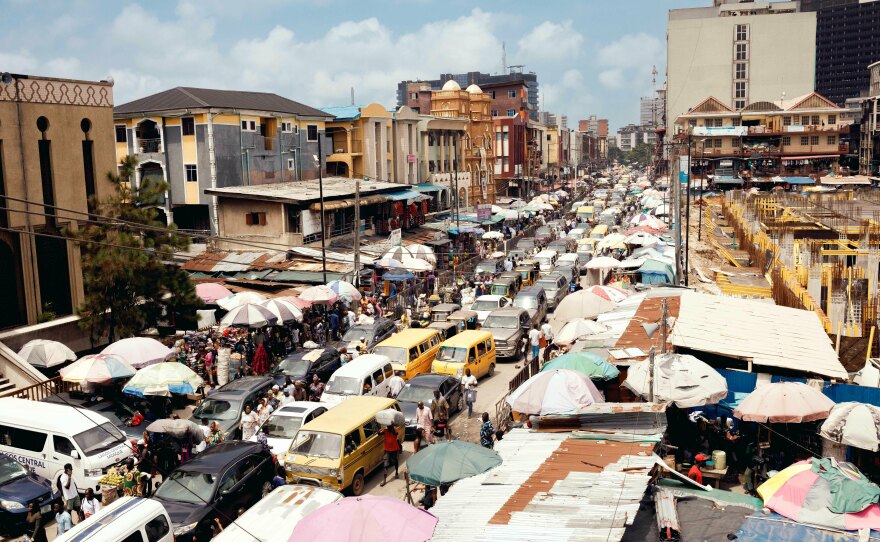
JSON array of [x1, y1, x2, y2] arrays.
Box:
[[516, 21, 583, 63], [596, 32, 662, 92], [542, 69, 595, 117]]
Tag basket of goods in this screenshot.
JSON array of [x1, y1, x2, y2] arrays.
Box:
[[98, 468, 124, 505]]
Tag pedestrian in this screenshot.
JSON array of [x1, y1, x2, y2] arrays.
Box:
[[328, 311, 340, 341], [293, 381, 307, 401], [431, 389, 450, 440], [541, 321, 554, 362], [26, 502, 48, 542], [207, 421, 225, 447], [271, 464, 287, 488], [310, 374, 325, 401], [528, 324, 542, 363], [280, 388, 293, 406], [203, 347, 215, 387], [54, 501, 73, 536], [461, 368, 478, 417], [689, 454, 707, 484], [195, 418, 210, 454], [379, 425, 401, 487], [256, 425, 271, 454], [386, 373, 405, 398], [81, 488, 101, 519], [414, 401, 433, 453], [480, 412, 495, 449], [240, 404, 259, 441], [59, 463, 83, 522]]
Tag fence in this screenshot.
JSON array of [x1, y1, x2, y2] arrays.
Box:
[[0, 376, 81, 401], [493, 356, 540, 430]]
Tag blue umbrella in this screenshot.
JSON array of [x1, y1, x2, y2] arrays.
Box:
[[407, 440, 502, 486]]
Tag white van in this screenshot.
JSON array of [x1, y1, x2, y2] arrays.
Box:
[[0, 398, 133, 492], [55, 497, 173, 542], [214, 485, 341, 542], [534, 249, 559, 273], [321, 354, 395, 407]]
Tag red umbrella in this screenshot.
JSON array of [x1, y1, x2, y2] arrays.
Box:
[[277, 295, 312, 309], [252, 344, 270, 375]]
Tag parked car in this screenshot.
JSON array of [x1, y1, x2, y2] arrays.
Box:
[[430, 304, 462, 323], [482, 308, 531, 360], [534, 249, 559, 273], [55, 497, 173, 542], [548, 238, 576, 254], [427, 321, 459, 341], [468, 294, 511, 324], [567, 228, 587, 241], [515, 237, 537, 252], [152, 442, 274, 541], [44, 392, 143, 440], [249, 402, 327, 458], [475, 259, 504, 276], [272, 347, 341, 388], [557, 252, 584, 274], [508, 248, 528, 262], [0, 455, 58, 538], [397, 374, 462, 440], [536, 273, 569, 310], [189, 376, 273, 439], [551, 264, 578, 284], [337, 317, 396, 351], [535, 226, 554, 245], [513, 285, 548, 326]]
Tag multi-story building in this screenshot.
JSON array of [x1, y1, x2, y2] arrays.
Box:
[[398, 69, 539, 120], [615, 124, 657, 152], [667, 1, 816, 135], [675, 91, 850, 181], [860, 61, 880, 176], [0, 73, 116, 328], [493, 114, 527, 197], [800, 0, 880, 106], [579, 115, 609, 138], [113, 87, 332, 233], [322, 103, 394, 183], [640, 96, 662, 127]]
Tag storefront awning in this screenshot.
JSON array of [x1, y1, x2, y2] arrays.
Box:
[[782, 155, 840, 161], [714, 176, 744, 185], [778, 176, 815, 185], [819, 175, 872, 185], [386, 190, 429, 203], [309, 194, 387, 212], [412, 184, 446, 193]]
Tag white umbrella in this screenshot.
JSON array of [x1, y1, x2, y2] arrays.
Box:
[[653, 204, 671, 217], [820, 402, 880, 452], [490, 251, 506, 259], [402, 257, 432, 272], [554, 319, 608, 345], [586, 256, 622, 270], [298, 285, 339, 305], [506, 369, 604, 416], [260, 298, 303, 323], [375, 256, 404, 269], [482, 231, 504, 240], [406, 244, 436, 264], [500, 209, 520, 220], [220, 303, 279, 328], [597, 233, 626, 250], [623, 353, 728, 408], [103, 337, 174, 369], [326, 280, 362, 303], [551, 291, 616, 322], [383, 246, 415, 261], [623, 232, 661, 246], [491, 205, 505, 214], [217, 291, 267, 311], [18, 339, 76, 368]]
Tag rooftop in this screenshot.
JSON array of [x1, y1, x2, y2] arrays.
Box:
[[114, 86, 331, 118], [205, 178, 403, 204]]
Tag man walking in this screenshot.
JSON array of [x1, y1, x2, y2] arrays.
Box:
[[461, 368, 478, 417], [379, 425, 401, 487], [414, 401, 433, 453], [59, 463, 83, 522], [431, 389, 450, 440], [528, 324, 542, 363], [480, 412, 495, 449]]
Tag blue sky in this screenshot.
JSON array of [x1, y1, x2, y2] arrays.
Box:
[[2, 0, 697, 130]]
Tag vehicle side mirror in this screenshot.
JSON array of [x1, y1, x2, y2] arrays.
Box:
[[70, 450, 80, 460]]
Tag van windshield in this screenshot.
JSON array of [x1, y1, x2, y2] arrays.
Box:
[[436, 346, 467, 362], [484, 315, 519, 329], [372, 346, 407, 364], [326, 376, 361, 396], [73, 423, 125, 456], [290, 431, 342, 459], [514, 296, 537, 310]]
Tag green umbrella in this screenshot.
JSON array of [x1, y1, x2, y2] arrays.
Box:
[[407, 440, 501, 486], [541, 352, 620, 381]]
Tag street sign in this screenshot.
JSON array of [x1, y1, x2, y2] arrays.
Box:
[[390, 228, 402, 247], [476, 204, 492, 221], [679, 156, 689, 184]]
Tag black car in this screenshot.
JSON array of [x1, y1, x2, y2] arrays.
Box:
[[44, 392, 144, 440], [397, 374, 462, 440], [336, 317, 396, 351], [152, 442, 274, 541], [0, 455, 58, 537], [272, 347, 341, 388], [189, 376, 273, 439]]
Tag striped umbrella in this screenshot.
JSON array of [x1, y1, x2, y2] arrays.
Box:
[[277, 295, 313, 309], [17, 339, 76, 368], [299, 285, 339, 305], [123, 362, 203, 397], [60, 354, 136, 385], [217, 291, 267, 311], [102, 337, 173, 369], [327, 280, 362, 303], [220, 303, 279, 328], [260, 298, 303, 323]]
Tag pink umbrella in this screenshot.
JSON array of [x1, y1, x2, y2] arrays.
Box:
[[102, 337, 173, 369], [585, 285, 629, 303], [289, 495, 438, 542], [277, 295, 312, 309], [194, 283, 232, 304], [734, 382, 835, 423], [298, 285, 339, 305], [506, 369, 604, 416]]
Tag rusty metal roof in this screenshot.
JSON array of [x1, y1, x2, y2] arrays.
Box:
[[613, 295, 681, 360], [182, 250, 352, 274]]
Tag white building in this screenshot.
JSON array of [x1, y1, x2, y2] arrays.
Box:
[[667, 1, 816, 135]]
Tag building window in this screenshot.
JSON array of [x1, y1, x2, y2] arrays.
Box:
[[800, 136, 810, 146], [828, 115, 836, 124], [735, 63, 747, 80], [734, 82, 746, 99], [245, 212, 266, 226], [410, 92, 418, 100], [688, 119, 697, 128], [287, 206, 301, 233], [281, 121, 293, 133], [507, 109, 516, 117], [185, 164, 198, 182], [115, 125, 127, 143], [735, 43, 748, 61], [306, 124, 318, 142], [492, 110, 498, 117], [715, 119, 724, 127], [810, 135, 819, 145], [783, 116, 791, 126], [732, 118, 741, 126], [792, 115, 801, 125], [827, 135, 837, 145], [287, 158, 296, 170], [734, 100, 745, 109], [489, 91, 496, 99], [714, 138, 723, 148], [782, 136, 791, 146], [735, 24, 748, 41], [508, 89, 517, 98], [811, 115, 820, 126], [182, 117, 195, 136], [241, 120, 256, 132]]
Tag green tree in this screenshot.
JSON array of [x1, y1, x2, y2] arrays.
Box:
[[74, 155, 202, 343], [608, 146, 625, 163], [625, 143, 654, 166]]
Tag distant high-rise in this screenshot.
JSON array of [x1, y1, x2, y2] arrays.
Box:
[[578, 115, 608, 137], [640, 96, 660, 126], [800, 0, 880, 105], [397, 69, 539, 120]]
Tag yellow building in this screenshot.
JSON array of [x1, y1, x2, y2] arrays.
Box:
[[323, 103, 393, 182]]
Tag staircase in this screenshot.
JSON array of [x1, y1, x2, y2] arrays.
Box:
[[0, 373, 14, 395]]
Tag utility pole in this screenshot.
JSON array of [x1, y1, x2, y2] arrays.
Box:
[[685, 136, 692, 287], [698, 143, 705, 241], [673, 144, 682, 286], [353, 177, 362, 287], [317, 134, 328, 284], [660, 298, 668, 354]]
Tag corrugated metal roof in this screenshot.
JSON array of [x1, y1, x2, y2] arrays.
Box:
[[671, 291, 847, 379], [613, 295, 682, 359], [114, 87, 331, 118]]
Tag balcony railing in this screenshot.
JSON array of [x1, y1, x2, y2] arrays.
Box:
[[138, 138, 162, 153]]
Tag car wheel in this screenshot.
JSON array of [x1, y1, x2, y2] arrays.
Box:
[[488, 364, 495, 377], [351, 471, 366, 496], [261, 481, 272, 497]]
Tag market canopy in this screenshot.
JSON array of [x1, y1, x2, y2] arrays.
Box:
[[541, 352, 619, 381], [819, 402, 880, 452], [123, 362, 203, 397], [506, 369, 604, 416], [407, 440, 502, 486], [17, 339, 75, 369], [102, 337, 173, 369], [733, 381, 834, 423], [623, 353, 727, 408], [289, 495, 438, 542]]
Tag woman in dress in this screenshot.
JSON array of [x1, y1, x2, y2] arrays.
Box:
[[240, 404, 258, 441], [26, 502, 48, 542]]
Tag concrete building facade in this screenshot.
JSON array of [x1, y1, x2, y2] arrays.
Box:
[[667, 1, 816, 135], [859, 61, 880, 176]]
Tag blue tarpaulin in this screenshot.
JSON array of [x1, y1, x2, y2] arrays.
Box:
[[386, 190, 426, 202], [735, 512, 880, 542], [781, 176, 816, 185], [714, 370, 880, 409], [412, 184, 445, 192]]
